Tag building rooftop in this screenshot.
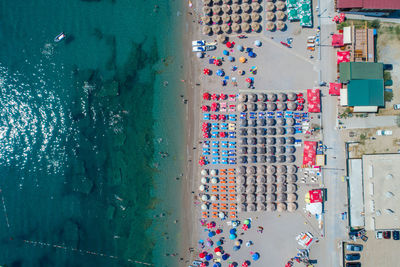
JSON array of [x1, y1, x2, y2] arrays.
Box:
[[347, 79, 384, 107], [348, 159, 365, 228], [337, 0, 400, 10], [339, 62, 384, 82]]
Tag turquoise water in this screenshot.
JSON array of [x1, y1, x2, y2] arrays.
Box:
[[0, 0, 185, 266]]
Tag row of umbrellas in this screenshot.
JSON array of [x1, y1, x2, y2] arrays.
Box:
[[240, 118, 296, 127], [237, 202, 298, 212], [266, 1, 286, 11], [266, 21, 286, 31], [239, 136, 296, 145], [239, 126, 296, 136], [202, 13, 261, 25], [236, 183, 298, 194], [238, 155, 296, 164], [203, 0, 258, 4], [266, 11, 286, 21], [238, 92, 298, 102], [237, 102, 300, 111], [237, 192, 298, 203], [237, 165, 298, 175], [236, 174, 298, 184], [239, 145, 296, 154], [203, 22, 261, 35], [202, 3, 262, 14]]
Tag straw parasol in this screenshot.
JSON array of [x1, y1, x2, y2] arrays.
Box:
[[288, 92, 297, 101], [276, 1, 286, 10], [232, 13, 241, 23], [287, 193, 297, 202], [202, 16, 211, 25], [267, 184, 276, 193], [247, 166, 256, 174], [256, 185, 266, 194], [203, 0, 212, 5], [237, 194, 246, 203], [222, 14, 231, 23], [257, 202, 266, 211], [213, 24, 222, 34], [288, 202, 297, 212], [231, 4, 241, 13], [266, 12, 275, 21], [287, 165, 297, 174], [222, 0, 231, 3], [276, 20, 286, 31], [212, 5, 222, 14], [266, 174, 276, 184], [266, 193, 276, 202], [238, 166, 246, 174], [277, 202, 287, 212], [267, 103, 277, 111], [266, 203, 276, 212], [251, 22, 261, 32], [247, 203, 256, 211], [276, 10, 286, 20], [238, 93, 247, 102], [287, 174, 297, 183], [232, 23, 241, 32], [287, 102, 297, 111], [287, 183, 297, 193], [242, 13, 251, 23], [212, 15, 221, 24], [222, 4, 231, 13], [277, 193, 287, 202], [237, 185, 246, 193], [251, 2, 260, 12], [203, 6, 212, 15], [277, 184, 287, 193], [246, 194, 256, 203], [221, 24, 231, 33], [237, 175, 246, 184], [267, 165, 276, 174], [246, 175, 256, 184], [266, 22, 275, 31], [251, 13, 260, 22], [242, 3, 250, 13], [266, 2, 275, 11], [257, 175, 266, 184], [217, 34, 227, 43], [242, 22, 250, 32], [277, 174, 286, 183], [246, 185, 256, 193], [232, 0, 239, 3], [203, 26, 212, 35], [238, 204, 246, 212]]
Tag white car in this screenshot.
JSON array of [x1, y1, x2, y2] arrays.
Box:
[[192, 40, 205, 46], [192, 46, 205, 52]]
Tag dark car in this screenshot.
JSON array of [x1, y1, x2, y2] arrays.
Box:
[[393, 231, 399, 240], [346, 253, 361, 261], [346, 263, 361, 267], [346, 244, 363, 251], [383, 231, 391, 239]]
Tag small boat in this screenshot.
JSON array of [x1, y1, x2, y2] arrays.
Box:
[[54, 32, 66, 42]]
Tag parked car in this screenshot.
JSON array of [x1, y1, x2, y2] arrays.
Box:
[[393, 230, 399, 240], [393, 104, 400, 110], [345, 253, 361, 261], [376, 231, 383, 239], [383, 231, 391, 239], [346, 244, 363, 251], [346, 263, 361, 267]]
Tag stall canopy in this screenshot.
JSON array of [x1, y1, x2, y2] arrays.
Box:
[[337, 51, 350, 64], [332, 34, 344, 47], [309, 189, 323, 203], [303, 141, 317, 167], [329, 83, 341, 95], [307, 89, 321, 113]]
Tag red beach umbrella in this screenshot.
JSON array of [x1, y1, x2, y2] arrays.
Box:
[[219, 132, 226, 138], [214, 59, 220, 66], [220, 93, 226, 100], [202, 105, 209, 112], [200, 263, 207, 267], [207, 223, 213, 229], [297, 105, 303, 110], [214, 247, 221, 253], [229, 264, 235, 267], [297, 93, 303, 97], [203, 68, 210, 75], [211, 114, 218, 120], [246, 78, 252, 83], [242, 262, 249, 267], [203, 92, 210, 100], [199, 252, 206, 258], [298, 98, 305, 104], [242, 224, 248, 231], [216, 229, 222, 234], [211, 94, 218, 100], [218, 114, 225, 121], [203, 133, 210, 138], [226, 41, 232, 48]]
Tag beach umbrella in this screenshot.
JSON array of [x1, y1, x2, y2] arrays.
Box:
[[202, 92, 210, 100], [247, 103, 256, 112], [288, 202, 297, 212], [229, 234, 237, 240], [232, 13, 241, 23], [267, 202, 276, 211], [257, 118, 266, 127], [257, 175, 266, 184], [267, 165, 276, 174], [199, 184, 206, 191], [287, 165, 297, 174], [286, 136, 295, 144], [219, 212, 225, 219], [202, 16, 211, 25], [267, 102, 277, 111], [257, 155, 266, 163], [222, 254, 229, 261], [246, 194, 256, 203], [256, 194, 266, 202], [257, 165, 266, 174], [248, 51, 255, 57], [214, 0, 222, 4], [200, 263, 207, 267], [201, 177, 208, 184], [277, 193, 287, 202], [203, 25, 212, 35], [252, 253, 260, 261], [201, 169, 208, 176], [238, 166, 246, 175], [267, 193, 276, 202], [233, 246, 240, 251], [239, 56, 246, 63], [212, 14, 222, 24], [266, 146, 276, 155], [222, 13, 231, 23], [277, 184, 287, 193], [211, 93, 218, 100], [267, 184, 276, 193], [242, 224, 248, 231], [257, 202, 266, 211], [266, 12, 275, 21], [212, 5, 222, 14], [277, 165, 287, 174], [211, 195, 218, 201], [287, 174, 297, 183], [277, 102, 287, 111], [277, 127, 285, 135], [223, 50, 229, 56], [278, 93, 287, 102], [247, 203, 256, 211], [267, 128, 276, 136], [287, 102, 297, 111], [203, 6, 212, 15], [197, 52, 204, 58], [249, 137, 257, 145], [266, 2, 275, 11], [242, 3, 250, 13], [213, 263, 221, 267], [242, 13, 250, 22], [203, 0, 212, 5], [212, 24, 221, 34], [237, 194, 246, 203], [256, 185, 266, 193], [277, 202, 287, 212], [248, 93, 257, 102], [287, 155, 295, 163], [211, 177, 218, 184], [203, 68, 211, 75], [199, 252, 206, 258], [287, 92, 297, 101], [247, 175, 256, 184], [223, 0, 231, 3], [237, 103, 247, 112], [201, 203, 208, 210], [232, 23, 241, 32], [276, 10, 286, 20], [202, 194, 210, 201], [222, 4, 231, 13], [276, 21, 286, 31], [210, 169, 217, 176], [276, 1, 286, 10], [246, 185, 255, 193], [242, 261, 249, 267], [268, 93, 277, 101], [216, 35, 226, 44], [237, 185, 246, 193], [251, 2, 260, 12], [288, 193, 297, 202], [287, 183, 297, 193], [206, 254, 213, 261], [232, 4, 241, 13], [242, 22, 250, 32], [267, 137, 276, 145], [247, 166, 256, 174], [251, 13, 261, 22]]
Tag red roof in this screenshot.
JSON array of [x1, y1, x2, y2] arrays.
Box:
[[332, 34, 344, 47], [329, 83, 341, 96], [309, 189, 323, 203], [337, 51, 350, 64], [303, 141, 317, 167], [337, 0, 400, 9], [307, 89, 321, 113]]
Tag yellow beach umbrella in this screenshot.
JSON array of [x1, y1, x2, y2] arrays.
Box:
[[239, 56, 246, 63]]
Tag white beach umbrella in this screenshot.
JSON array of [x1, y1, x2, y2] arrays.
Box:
[[211, 195, 218, 202], [201, 169, 208, 176], [201, 194, 209, 201], [277, 202, 287, 212], [199, 185, 206, 191], [211, 177, 218, 184], [201, 177, 208, 184], [219, 212, 225, 219], [201, 204, 208, 210], [288, 202, 297, 212]]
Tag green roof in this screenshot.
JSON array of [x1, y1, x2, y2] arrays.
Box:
[[347, 79, 384, 107], [340, 62, 384, 82]]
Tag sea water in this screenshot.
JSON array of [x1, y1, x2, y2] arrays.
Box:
[[0, 0, 185, 266]]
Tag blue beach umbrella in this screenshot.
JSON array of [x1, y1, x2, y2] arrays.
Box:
[[223, 50, 229, 56], [197, 52, 204, 58], [216, 69, 224, 77], [208, 231, 215, 237], [229, 229, 236, 234], [254, 40, 262, 47], [237, 45, 244, 52], [233, 245, 240, 251], [206, 254, 213, 261], [228, 56, 234, 62], [248, 51, 255, 57], [213, 263, 221, 267], [229, 234, 237, 240], [222, 254, 230, 260], [246, 47, 252, 53], [252, 252, 260, 261]]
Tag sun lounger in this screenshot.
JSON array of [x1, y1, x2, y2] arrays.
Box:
[[203, 114, 210, 120], [228, 95, 236, 101]]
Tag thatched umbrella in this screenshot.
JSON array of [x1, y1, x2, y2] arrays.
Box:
[[266, 2, 275, 11], [212, 24, 221, 34], [277, 193, 287, 202], [202, 16, 211, 24], [237, 204, 246, 212], [246, 185, 256, 194], [277, 174, 286, 183], [257, 93, 267, 102], [212, 15, 221, 24], [288, 92, 297, 101], [213, 0, 222, 5], [266, 22, 275, 31], [288, 202, 297, 212], [241, 22, 250, 32], [266, 174, 276, 184], [203, 26, 212, 35], [203, 0, 212, 5], [277, 102, 287, 111], [287, 193, 297, 202], [278, 93, 287, 102], [267, 137, 276, 145], [242, 13, 251, 23], [237, 185, 246, 193], [277, 202, 287, 212], [277, 165, 287, 174], [222, 14, 231, 23], [267, 184, 276, 193], [232, 0, 239, 3], [287, 155, 295, 163], [223, 0, 231, 3], [276, 1, 286, 10], [266, 12, 275, 21], [203, 6, 212, 15], [231, 4, 241, 13], [242, 3, 251, 13], [232, 13, 241, 23], [247, 203, 256, 211], [237, 194, 246, 203], [277, 21, 286, 31], [287, 174, 297, 183], [267, 128, 276, 135], [266, 193, 276, 202], [288, 165, 297, 174], [287, 102, 297, 111], [251, 13, 261, 22], [237, 175, 246, 184], [257, 202, 266, 211], [267, 102, 277, 111], [247, 166, 256, 175], [248, 93, 257, 102], [276, 10, 286, 20], [238, 166, 246, 174], [221, 24, 230, 34], [247, 103, 256, 111], [277, 127, 286, 135], [287, 183, 297, 193], [238, 93, 247, 102], [266, 202, 276, 212], [246, 175, 256, 184], [286, 136, 295, 144], [217, 34, 227, 43], [212, 5, 222, 14], [246, 194, 256, 203], [232, 23, 241, 32], [222, 4, 231, 13], [267, 165, 276, 174], [257, 175, 266, 184], [251, 2, 261, 12], [277, 184, 287, 193], [268, 93, 277, 101], [251, 22, 261, 32], [256, 185, 266, 193]]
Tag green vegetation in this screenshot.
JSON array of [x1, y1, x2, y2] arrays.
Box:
[[368, 19, 381, 29], [384, 71, 392, 81], [359, 133, 367, 145], [384, 91, 393, 102]]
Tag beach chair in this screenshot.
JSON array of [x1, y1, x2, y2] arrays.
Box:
[[212, 141, 219, 148], [221, 158, 228, 164], [229, 195, 236, 201], [229, 158, 236, 164], [228, 105, 236, 112], [212, 212, 218, 218], [202, 211, 209, 218], [240, 112, 247, 119], [203, 113, 210, 120], [220, 102, 227, 112], [230, 211, 237, 218], [229, 132, 236, 138], [228, 94, 236, 101]]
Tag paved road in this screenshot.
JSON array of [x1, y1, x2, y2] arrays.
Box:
[[340, 114, 398, 129], [344, 14, 400, 24]]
